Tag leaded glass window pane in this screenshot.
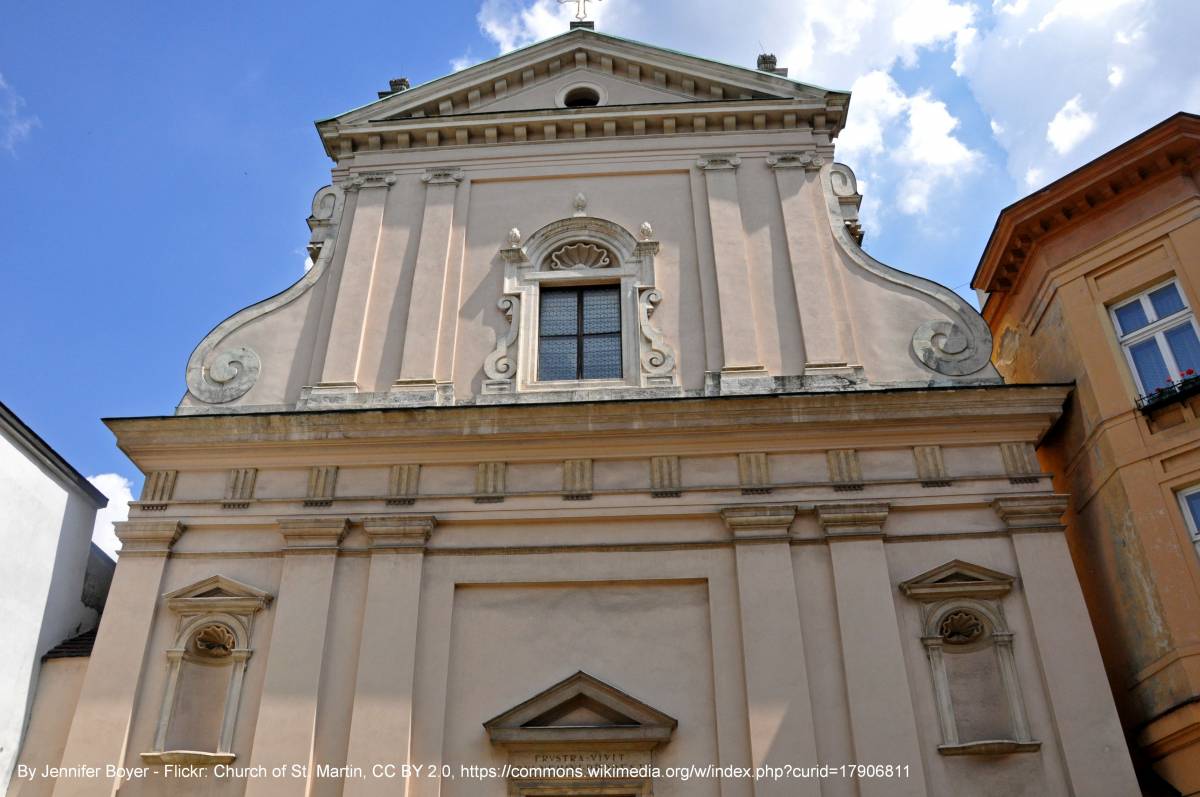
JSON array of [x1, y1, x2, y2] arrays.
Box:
[[582, 287, 621, 333], [538, 337, 578, 381], [537, 284, 622, 381], [583, 333, 622, 378], [539, 291, 578, 335]]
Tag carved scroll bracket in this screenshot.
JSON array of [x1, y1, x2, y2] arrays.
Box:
[[483, 295, 521, 393]]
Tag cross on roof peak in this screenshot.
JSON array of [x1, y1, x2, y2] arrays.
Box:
[[558, 0, 600, 22]]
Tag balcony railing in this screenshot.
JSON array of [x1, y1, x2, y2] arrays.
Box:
[[1137, 372, 1200, 414]]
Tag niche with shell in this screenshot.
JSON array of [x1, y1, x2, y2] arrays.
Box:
[[900, 560, 1040, 756], [142, 576, 272, 766]]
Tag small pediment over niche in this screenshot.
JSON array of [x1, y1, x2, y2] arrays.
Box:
[[900, 560, 1014, 602], [484, 671, 677, 749], [164, 575, 273, 615]]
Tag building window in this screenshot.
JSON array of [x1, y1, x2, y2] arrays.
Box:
[[537, 285, 622, 381], [1110, 280, 1200, 396], [1179, 485, 1200, 540]]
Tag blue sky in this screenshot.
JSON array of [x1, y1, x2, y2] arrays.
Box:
[[1, 0, 1196, 552]]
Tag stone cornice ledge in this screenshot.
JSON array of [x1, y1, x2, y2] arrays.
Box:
[[363, 514, 437, 549], [276, 516, 349, 551], [992, 495, 1069, 532], [115, 520, 183, 556], [720, 505, 796, 540], [816, 503, 889, 538]]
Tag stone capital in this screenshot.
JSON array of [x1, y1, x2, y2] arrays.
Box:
[[766, 150, 825, 171], [720, 505, 797, 539], [696, 153, 741, 171], [362, 514, 436, 550], [816, 502, 889, 538], [992, 495, 1069, 531], [276, 516, 349, 551], [341, 171, 397, 192], [422, 167, 464, 185], [115, 520, 183, 555]]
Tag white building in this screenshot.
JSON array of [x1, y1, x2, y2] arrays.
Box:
[[0, 401, 112, 793]]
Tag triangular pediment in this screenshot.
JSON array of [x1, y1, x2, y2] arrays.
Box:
[[484, 671, 676, 749], [164, 574, 273, 614], [900, 560, 1014, 602], [327, 28, 837, 128]]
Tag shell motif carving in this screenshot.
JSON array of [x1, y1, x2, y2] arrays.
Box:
[[186, 346, 261, 404], [938, 610, 985, 645], [191, 623, 237, 658], [548, 242, 612, 270], [911, 320, 990, 377]]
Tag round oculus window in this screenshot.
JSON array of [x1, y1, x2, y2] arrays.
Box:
[[562, 86, 602, 107]]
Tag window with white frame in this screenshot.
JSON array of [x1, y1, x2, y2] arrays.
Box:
[[1110, 280, 1200, 396], [1179, 485, 1200, 541]]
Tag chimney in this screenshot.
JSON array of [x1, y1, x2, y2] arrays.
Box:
[[756, 53, 789, 77], [378, 77, 410, 98]]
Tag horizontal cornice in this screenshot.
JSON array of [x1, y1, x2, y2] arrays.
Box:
[[974, 112, 1200, 298], [320, 98, 841, 162], [107, 386, 1070, 460]]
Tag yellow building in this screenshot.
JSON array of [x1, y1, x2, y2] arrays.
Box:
[[975, 112, 1200, 795], [12, 26, 1139, 797]]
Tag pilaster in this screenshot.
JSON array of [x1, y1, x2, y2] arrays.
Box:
[[243, 517, 348, 797], [999, 495, 1140, 795], [51, 521, 181, 797], [720, 505, 821, 797], [317, 172, 396, 391], [394, 167, 463, 400], [343, 515, 434, 797], [696, 155, 767, 386], [818, 503, 928, 797], [767, 151, 849, 369]]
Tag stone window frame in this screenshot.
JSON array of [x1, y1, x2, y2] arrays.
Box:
[[1108, 278, 1200, 397], [141, 575, 272, 766], [900, 561, 1040, 757], [482, 216, 677, 395], [1176, 484, 1200, 542]]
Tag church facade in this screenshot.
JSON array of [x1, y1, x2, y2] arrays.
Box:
[[12, 26, 1139, 797]]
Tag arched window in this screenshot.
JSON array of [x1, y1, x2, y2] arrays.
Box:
[[900, 561, 1040, 756], [481, 215, 678, 399]]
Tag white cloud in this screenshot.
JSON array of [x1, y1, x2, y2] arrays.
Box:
[[1046, 94, 1096, 154], [959, 0, 1196, 193], [476, 0, 579, 53], [87, 473, 134, 559], [451, 52, 479, 72], [462, 0, 1198, 250], [0, 73, 38, 155], [837, 70, 980, 223], [1024, 166, 1043, 186]]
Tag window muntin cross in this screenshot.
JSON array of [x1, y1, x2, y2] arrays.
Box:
[[537, 285, 622, 381], [1110, 280, 1200, 396]]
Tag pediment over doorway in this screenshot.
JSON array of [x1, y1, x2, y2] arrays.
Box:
[[483, 671, 677, 749]]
